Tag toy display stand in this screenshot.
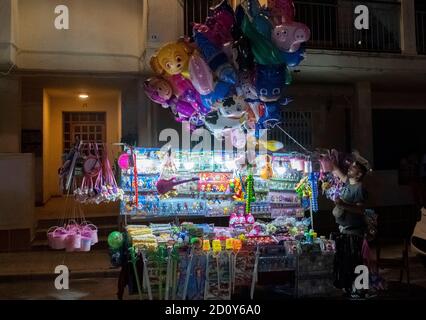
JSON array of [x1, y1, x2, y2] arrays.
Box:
[[204, 251, 232, 300]]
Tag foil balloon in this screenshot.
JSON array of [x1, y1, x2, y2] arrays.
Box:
[[205, 7, 235, 47], [204, 110, 244, 139], [200, 81, 232, 110], [268, 0, 295, 25], [237, 71, 257, 100], [257, 102, 282, 130], [149, 39, 194, 77], [118, 153, 130, 170], [189, 54, 214, 95], [254, 64, 287, 103], [272, 22, 311, 53], [230, 128, 247, 149], [168, 74, 211, 115], [232, 34, 254, 71], [241, 14, 283, 65], [193, 31, 237, 85], [262, 140, 284, 152], [218, 95, 248, 119], [246, 0, 273, 39], [281, 46, 306, 67], [143, 76, 174, 107], [108, 231, 123, 250]]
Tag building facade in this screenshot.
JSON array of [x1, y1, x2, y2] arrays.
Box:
[[1, 0, 425, 250]]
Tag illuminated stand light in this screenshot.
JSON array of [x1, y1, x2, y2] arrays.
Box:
[[275, 160, 288, 176], [183, 161, 195, 170], [225, 159, 237, 171]]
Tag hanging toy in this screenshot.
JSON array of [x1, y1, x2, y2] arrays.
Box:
[[260, 154, 273, 180], [229, 212, 239, 227], [232, 178, 244, 202], [308, 172, 319, 212], [160, 147, 177, 178], [156, 177, 200, 195], [245, 169, 256, 214]]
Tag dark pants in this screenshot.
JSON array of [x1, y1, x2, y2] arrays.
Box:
[[331, 233, 364, 292]]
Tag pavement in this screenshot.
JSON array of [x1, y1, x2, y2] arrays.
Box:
[[0, 250, 119, 281], [0, 244, 425, 300]]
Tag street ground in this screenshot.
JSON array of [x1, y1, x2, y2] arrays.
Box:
[[0, 247, 425, 300]]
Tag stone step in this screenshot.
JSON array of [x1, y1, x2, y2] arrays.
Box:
[[0, 249, 120, 281], [36, 215, 120, 230]]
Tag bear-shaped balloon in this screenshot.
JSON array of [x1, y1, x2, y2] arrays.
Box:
[[150, 39, 194, 77]]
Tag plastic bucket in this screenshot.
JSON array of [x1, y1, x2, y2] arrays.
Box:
[[50, 227, 68, 250], [47, 226, 58, 248], [82, 224, 98, 245], [80, 236, 92, 252], [65, 231, 81, 252]]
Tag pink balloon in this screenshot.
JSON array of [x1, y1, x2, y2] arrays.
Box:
[[272, 21, 311, 52], [189, 54, 214, 95], [168, 74, 210, 115], [118, 153, 129, 170], [143, 76, 173, 107], [268, 0, 295, 25], [168, 74, 194, 97], [192, 9, 234, 48]]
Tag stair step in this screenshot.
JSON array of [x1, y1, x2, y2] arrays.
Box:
[[36, 215, 120, 229]]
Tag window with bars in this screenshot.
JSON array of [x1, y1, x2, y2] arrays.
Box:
[[269, 111, 312, 151], [63, 112, 106, 156]]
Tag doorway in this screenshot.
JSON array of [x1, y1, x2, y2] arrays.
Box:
[[63, 112, 106, 157]]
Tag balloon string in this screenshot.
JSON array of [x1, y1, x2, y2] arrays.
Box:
[[275, 124, 311, 154]]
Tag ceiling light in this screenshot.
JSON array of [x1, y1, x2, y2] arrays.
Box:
[[78, 94, 89, 99]]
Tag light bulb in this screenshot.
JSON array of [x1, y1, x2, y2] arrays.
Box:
[[225, 160, 237, 171], [214, 156, 224, 164], [275, 160, 287, 175], [183, 161, 195, 170]]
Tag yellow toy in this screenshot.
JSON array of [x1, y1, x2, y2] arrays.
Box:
[[150, 39, 194, 77], [260, 155, 273, 180]]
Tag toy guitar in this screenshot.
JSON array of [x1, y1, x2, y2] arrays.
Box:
[[156, 177, 200, 195]]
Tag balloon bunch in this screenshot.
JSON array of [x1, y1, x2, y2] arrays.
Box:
[[144, 0, 310, 140]]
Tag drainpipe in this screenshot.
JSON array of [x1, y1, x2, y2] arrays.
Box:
[[139, 0, 149, 73], [400, 0, 417, 55]]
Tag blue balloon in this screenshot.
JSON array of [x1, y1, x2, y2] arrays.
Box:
[[247, 0, 272, 39], [200, 81, 232, 108], [281, 47, 306, 67], [193, 32, 237, 85], [255, 64, 287, 102]]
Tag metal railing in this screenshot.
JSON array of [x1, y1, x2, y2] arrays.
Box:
[[294, 0, 400, 52], [416, 10, 426, 54], [269, 111, 313, 152], [183, 0, 217, 37], [183, 0, 401, 53]]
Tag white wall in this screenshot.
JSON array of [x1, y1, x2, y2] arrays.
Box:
[[17, 0, 145, 72]]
